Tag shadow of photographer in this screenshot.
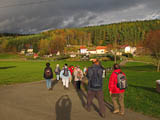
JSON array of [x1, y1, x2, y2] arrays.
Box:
[[55, 95, 72, 120]]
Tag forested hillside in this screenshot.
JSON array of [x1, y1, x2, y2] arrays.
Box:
[[81, 19, 160, 46], [0, 19, 160, 54]]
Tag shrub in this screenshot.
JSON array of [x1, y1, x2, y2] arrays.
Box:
[[106, 54, 120, 61], [122, 53, 133, 58], [99, 57, 111, 61]]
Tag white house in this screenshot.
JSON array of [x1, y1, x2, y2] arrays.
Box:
[[80, 46, 87, 54], [96, 46, 107, 54], [125, 46, 136, 54], [56, 51, 60, 56], [70, 54, 76, 58], [87, 50, 97, 54], [20, 49, 25, 54], [27, 49, 33, 53]]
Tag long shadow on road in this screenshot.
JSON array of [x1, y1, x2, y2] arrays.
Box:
[[55, 95, 72, 120], [51, 79, 58, 90]]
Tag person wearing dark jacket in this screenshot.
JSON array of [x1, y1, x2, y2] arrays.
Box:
[[109, 64, 126, 115], [85, 59, 105, 118], [44, 62, 53, 90]]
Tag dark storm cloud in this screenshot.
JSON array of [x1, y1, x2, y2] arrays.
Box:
[[0, 0, 160, 33]]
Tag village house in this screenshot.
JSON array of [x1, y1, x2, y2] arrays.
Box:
[[79, 46, 87, 54], [27, 48, 33, 54], [87, 49, 97, 54], [96, 46, 107, 54], [33, 53, 38, 59], [20, 49, 25, 54], [124, 46, 136, 54]]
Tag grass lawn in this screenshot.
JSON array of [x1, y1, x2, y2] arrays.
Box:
[[133, 56, 154, 63], [103, 62, 160, 118], [0, 60, 160, 118], [0, 53, 21, 59]]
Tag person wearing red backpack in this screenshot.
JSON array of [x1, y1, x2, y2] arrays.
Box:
[[109, 64, 126, 115]]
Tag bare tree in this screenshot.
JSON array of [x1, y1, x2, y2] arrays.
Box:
[[143, 30, 160, 72]]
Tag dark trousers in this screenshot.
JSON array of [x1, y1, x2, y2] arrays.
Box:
[[76, 81, 81, 90], [86, 90, 105, 115]]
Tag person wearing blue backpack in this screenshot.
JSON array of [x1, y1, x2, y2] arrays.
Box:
[[60, 64, 71, 89], [85, 59, 105, 118]]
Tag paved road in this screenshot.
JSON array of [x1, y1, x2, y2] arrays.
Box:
[[0, 80, 158, 120]]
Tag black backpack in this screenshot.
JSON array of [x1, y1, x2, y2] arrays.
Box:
[[45, 68, 52, 78], [88, 66, 103, 89], [115, 72, 127, 90], [63, 68, 69, 77]]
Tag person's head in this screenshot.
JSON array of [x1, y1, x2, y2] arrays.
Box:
[[92, 59, 99, 65], [56, 64, 59, 67], [65, 63, 68, 66], [46, 62, 50, 67], [64, 63, 68, 68], [113, 64, 120, 70]]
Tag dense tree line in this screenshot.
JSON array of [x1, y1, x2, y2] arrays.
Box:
[[81, 19, 160, 46]]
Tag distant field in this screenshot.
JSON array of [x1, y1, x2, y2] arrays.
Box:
[[0, 53, 21, 59], [103, 62, 160, 118], [133, 56, 154, 63]]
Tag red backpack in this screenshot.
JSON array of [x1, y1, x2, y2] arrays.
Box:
[[45, 68, 52, 78]]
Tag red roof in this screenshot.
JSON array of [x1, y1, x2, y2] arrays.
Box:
[[96, 46, 107, 50], [88, 49, 96, 51], [80, 46, 87, 49], [120, 45, 129, 48]]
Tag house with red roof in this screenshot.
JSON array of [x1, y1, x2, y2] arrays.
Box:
[[87, 49, 97, 54], [96, 46, 107, 54], [79, 46, 87, 54]]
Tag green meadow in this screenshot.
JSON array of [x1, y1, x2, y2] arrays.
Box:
[[0, 60, 160, 118]]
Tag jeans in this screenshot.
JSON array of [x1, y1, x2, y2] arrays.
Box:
[[46, 79, 52, 89], [56, 75, 60, 80]]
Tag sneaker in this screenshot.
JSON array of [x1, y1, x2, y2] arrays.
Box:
[[119, 112, 124, 115], [84, 105, 91, 112], [100, 113, 105, 118], [113, 110, 119, 114]]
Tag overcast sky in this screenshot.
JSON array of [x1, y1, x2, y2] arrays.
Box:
[[0, 0, 160, 33]]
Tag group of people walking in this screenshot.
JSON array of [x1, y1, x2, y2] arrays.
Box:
[[44, 63, 84, 90], [43, 59, 127, 118]]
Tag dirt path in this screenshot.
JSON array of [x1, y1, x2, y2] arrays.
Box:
[[0, 80, 158, 120]]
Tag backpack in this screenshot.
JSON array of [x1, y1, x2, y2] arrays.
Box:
[[45, 68, 52, 78], [115, 72, 127, 90], [88, 66, 103, 89], [77, 70, 82, 79], [55, 67, 59, 73], [63, 68, 69, 77]]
